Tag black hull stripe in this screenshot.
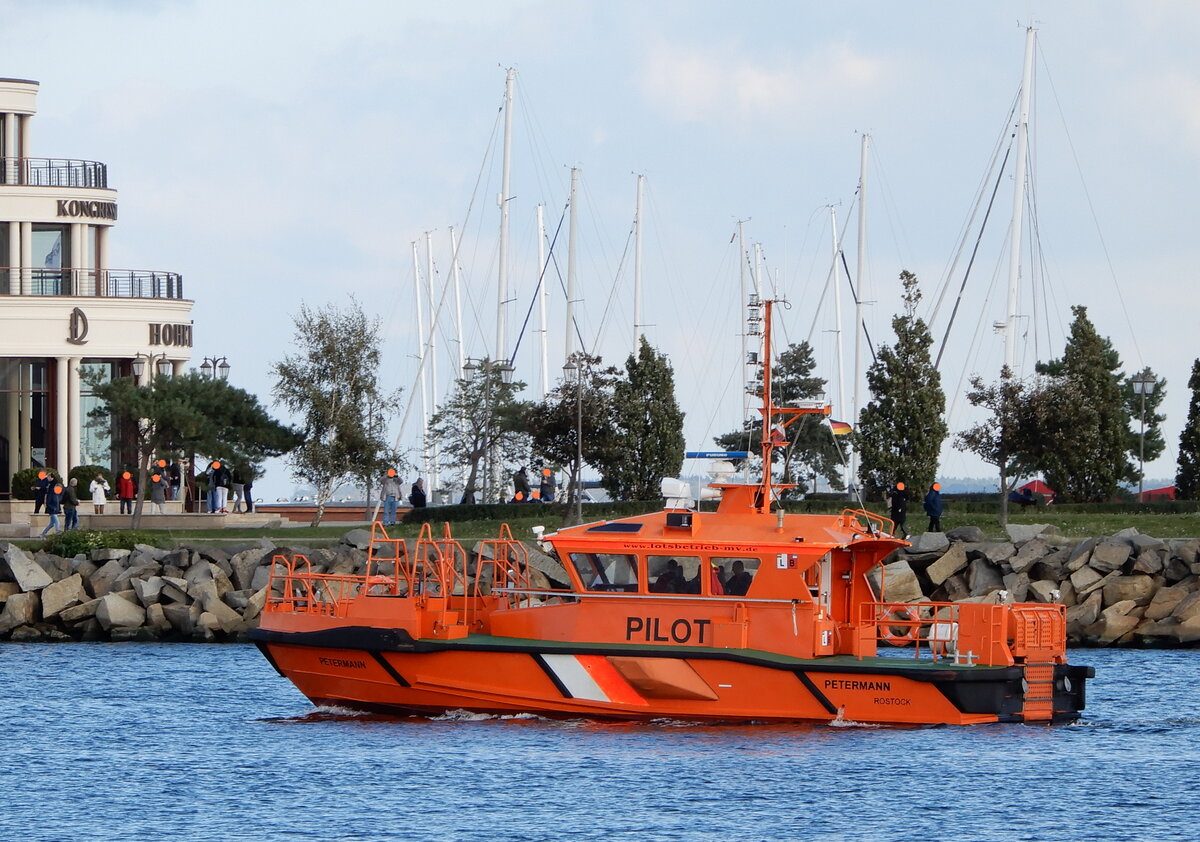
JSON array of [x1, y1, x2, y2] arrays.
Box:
[[369, 651, 411, 687], [794, 671, 839, 715]]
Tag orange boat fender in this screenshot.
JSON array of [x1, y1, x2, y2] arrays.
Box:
[[879, 605, 919, 644]]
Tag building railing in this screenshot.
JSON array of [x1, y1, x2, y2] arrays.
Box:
[[0, 267, 184, 299], [1, 157, 108, 188]]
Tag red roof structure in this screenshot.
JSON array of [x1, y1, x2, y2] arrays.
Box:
[[1142, 485, 1177, 501], [1017, 480, 1055, 497]]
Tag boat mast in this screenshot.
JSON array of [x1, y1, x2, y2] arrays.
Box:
[[760, 297, 775, 508], [829, 207, 846, 494], [633, 173, 645, 352], [450, 225, 465, 375], [425, 230, 439, 497], [565, 165, 579, 362], [1004, 26, 1036, 373], [851, 133, 869, 497], [497, 67, 515, 365], [413, 241, 430, 488], [536, 204, 548, 399]]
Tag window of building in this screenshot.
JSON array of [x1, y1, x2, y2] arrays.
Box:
[[79, 361, 116, 469], [714, 556, 760, 596], [568, 552, 638, 592], [0, 223, 8, 294], [31, 224, 70, 294], [0, 358, 50, 496]]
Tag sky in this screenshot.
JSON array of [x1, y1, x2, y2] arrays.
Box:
[[3, 0, 1198, 500]]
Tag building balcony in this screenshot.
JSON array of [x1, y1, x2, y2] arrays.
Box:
[[0, 268, 183, 299], [1, 157, 108, 189]]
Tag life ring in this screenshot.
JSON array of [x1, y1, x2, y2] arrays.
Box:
[[879, 605, 919, 644]]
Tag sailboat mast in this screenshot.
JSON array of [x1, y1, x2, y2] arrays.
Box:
[[497, 67, 515, 364], [565, 165, 579, 361], [829, 207, 846, 494], [633, 173, 644, 351], [1005, 26, 1036, 372], [537, 203, 548, 399], [413, 241, 430, 488], [450, 225, 464, 375], [425, 230, 439, 497], [851, 133, 869, 495]]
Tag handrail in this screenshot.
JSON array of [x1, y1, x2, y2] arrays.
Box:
[[0, 157, 108, 188], [840, 508, 896, 537], [0, 267, 184, 299]]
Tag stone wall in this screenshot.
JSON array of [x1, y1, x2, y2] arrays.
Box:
[[2, 524, 1199, 646], [882, 524, 1200, 646]]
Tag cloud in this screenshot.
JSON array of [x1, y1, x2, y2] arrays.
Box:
[[639, 39, 892, 125]]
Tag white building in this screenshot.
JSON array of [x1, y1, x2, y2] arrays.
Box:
[[0, 77, 193, 495]]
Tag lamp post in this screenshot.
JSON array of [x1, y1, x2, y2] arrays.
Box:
[[131, 352, 173, 382], [199, 355, 231, 380], [1132, 372, 1156, 502], [563, 358, 583, 525]]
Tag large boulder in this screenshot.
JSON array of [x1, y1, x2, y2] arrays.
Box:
[[1006, 523, 1060, 545], [1172, 614, 1200, 644], [41, 573, 88, 619], [1088, 539, 1132, 573], [1145, 584, 1191, 621], [967, 558, 1004, 597], [2, 545, 53, 592], [1087, 600, 1142, 645], [58, 598, 102, 625], [1131, 548, 1165, 576], [341, 529, 372, 550], [1066, 538, 1097, 573], [926, 543, 969, 587], [1066, 591, 1102, 634], [1029, 547, 1072, 582], [908, 532, 950, 554], [1169, 539, 1200, 567], [1069, 566, 1103, 594], [95, 593, 146, 631], [88, 559, 126, 598], [1101, 575, 1157, 608], [229, 548, 271, 591], [945, 525, 986, 543], [879, 559, 924, 603], [1002, 571, 1030, 603], [1009, 539, 1049, 574], [1027, 579, 1061, 603], [0, 592, 39, 634], [967, 542, 1016, 565], [132, 577, 165, 608]]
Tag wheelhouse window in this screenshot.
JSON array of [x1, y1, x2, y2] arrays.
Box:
[[648, 555, 701, 593], [569, 552, 639, 592], [714, 557, 760, 596]]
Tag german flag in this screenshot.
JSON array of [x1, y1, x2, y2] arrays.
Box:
[[829, 420, 853, 436]]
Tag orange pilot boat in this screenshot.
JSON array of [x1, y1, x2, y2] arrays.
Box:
[[251, 298, 1092, 726]]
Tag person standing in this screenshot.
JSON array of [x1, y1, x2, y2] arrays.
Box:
[[513, 466, 531, 502], [41, 480, 63, 537], [243, 473, 255, 513], [89, 473, 110, 515], [62, 477, 80, 531], [230, 468, 246, 514], [117, 470, 136, 515], [149, 471, 169, 515], [924, 483, 944, 533], [409, 478, 427, 508], [31, 470, 50, 514], [381, 468, 401, 526], [212, 460, 232, 513], [539, 468, 557, 503], [166, 458, 182, 502], [888, 482, 908, 538]]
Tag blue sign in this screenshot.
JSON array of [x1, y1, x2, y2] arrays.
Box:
[[685, 451, 749, 459]]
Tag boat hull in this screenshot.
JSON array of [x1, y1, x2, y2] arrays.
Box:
[[251, 627, 1091, 726]]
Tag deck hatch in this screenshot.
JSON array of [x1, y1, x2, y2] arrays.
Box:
[[586, 523, 644, 533]]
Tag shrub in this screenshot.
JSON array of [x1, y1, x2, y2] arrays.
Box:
[[70, 464, 113, 494], [10, 467, 44, 501], [42, 529, 167, 556]]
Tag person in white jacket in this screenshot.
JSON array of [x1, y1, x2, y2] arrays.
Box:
[[89, 474, 110, 515]]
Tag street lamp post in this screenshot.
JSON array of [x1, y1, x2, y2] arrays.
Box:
[[1132, 372, 1156, 502], [200, 356, 231, 379], [131, 352, 173, 381], [563, 358, 583, 525]]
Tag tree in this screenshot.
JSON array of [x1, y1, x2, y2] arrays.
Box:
[[1032, 306, 1131, 502], [955, 367, 1035, 526], [87, 371, 299, 528], [599, 337, 686, 502], [429, 359, 531, 504], [856, 271, 948, 500], [272, 299, 400, 525], [714, 340, 843, 497], [526, 352, 619, 519], [1176, 360, 1200, 499]]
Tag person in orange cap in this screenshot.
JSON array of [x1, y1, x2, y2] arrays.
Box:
[[888, 481, 908, 538], [924, 482, 944, 533]]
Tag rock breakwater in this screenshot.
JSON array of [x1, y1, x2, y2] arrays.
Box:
[[2, 524, 1200, 646]]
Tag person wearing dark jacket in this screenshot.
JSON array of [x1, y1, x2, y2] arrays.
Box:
[[63, 478, 81, 531], [409, 478, 427, 508], [41, 481, 63, 537], [32, 471, 51, 514], [888, 482, 908, 538], [924, 483, 944, 532]]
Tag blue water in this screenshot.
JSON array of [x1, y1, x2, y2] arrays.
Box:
[[1, 644, 1196, 841]]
